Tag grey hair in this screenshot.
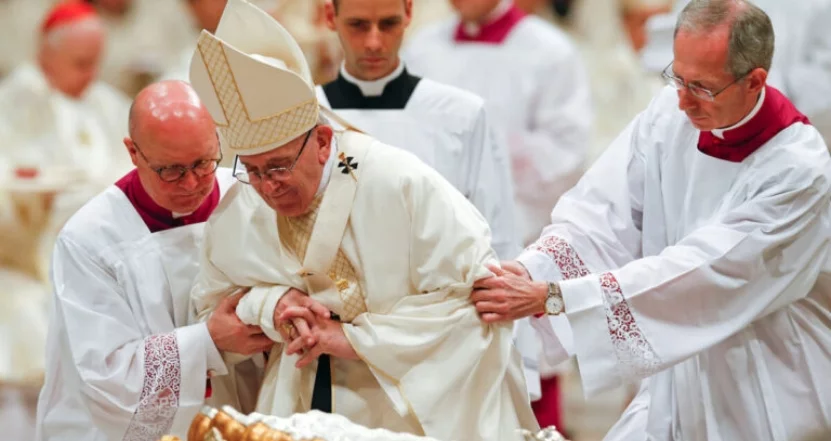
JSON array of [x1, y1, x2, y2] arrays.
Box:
[[674, 0, 774, 78]]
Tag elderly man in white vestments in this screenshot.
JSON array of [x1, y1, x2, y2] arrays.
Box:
[[471, 1, 831, 440], [188, 1, 538, 440], [317, 0, 551, 412], [34, 80, 273, 441]]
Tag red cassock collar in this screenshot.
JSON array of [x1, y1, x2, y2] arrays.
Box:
[[698, 86, 810, 162], [115, 169, 220, 233], [453, 5, 527, 44]]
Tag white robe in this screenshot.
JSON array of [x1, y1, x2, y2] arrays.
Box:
[[34, 170, 255, 441], [403, 13, 593, 245], [520, 86, 831, 441], [641, 0, 831, 145], [192, 131, 539, 441]]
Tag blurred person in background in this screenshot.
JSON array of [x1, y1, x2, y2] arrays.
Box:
[[404, 0, 592, 251], [404, 0, 593, 430], [269, 0, 343, 85], [565, 0, 668, 165], [0, 0, 133, 267], [0, 2, 131, 438], [0, 0, 54, 77], [158, 0, 229, 97], [83, 0, 197, 95]]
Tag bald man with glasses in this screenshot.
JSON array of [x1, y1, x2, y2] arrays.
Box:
[[35, 80, 271, 441]]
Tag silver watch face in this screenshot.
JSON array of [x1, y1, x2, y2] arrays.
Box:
[[546, 294, 564, 315]]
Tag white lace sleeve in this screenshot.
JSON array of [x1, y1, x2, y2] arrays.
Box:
[[598, 272, 662, 378], [123, 332, 181, 441]]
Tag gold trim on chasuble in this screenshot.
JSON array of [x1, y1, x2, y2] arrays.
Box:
[[195, 34, 318, 152], [276, 197, 368, 323]]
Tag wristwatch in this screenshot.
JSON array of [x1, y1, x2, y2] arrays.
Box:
[[545, 282, 565, 315]]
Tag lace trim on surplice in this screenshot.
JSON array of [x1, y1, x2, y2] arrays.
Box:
[[531, 235, 663, 378], [123, 332, 181, 441]]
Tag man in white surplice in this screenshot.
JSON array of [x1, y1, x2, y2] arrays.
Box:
[[188, 1, 538, 440], [402, 0, 593, 246], [471, 1, 831, 440], [35, 81, 273, 441]]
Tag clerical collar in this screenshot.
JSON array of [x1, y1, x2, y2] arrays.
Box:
[[697, 86, 810, 162], [322, 65, 421, 109], [712, 88, 766, 139], [116, 169, 220, 233], [340, 62, 404, 97], [454, 0, 526, 44]]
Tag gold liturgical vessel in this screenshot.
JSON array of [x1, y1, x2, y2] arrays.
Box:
[[160, 406, 568, 441]]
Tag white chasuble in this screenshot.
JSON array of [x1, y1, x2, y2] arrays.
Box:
[[520, 86, 831, 441], [316, 65, 538, 400], [192, 131, 539, 441], [35, 170, 256, 441]]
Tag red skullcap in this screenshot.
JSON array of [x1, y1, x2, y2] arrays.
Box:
[[41, 1, 98, 34]]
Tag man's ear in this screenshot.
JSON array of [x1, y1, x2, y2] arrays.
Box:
[[316, 125, 335, 164], [123, 137, 139, 166], [324, 1, 337, 31], [746, 68, 768, 95]]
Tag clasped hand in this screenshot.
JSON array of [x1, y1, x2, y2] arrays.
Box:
[[274, 288, 358, 369], [471, 261, 548, 322]]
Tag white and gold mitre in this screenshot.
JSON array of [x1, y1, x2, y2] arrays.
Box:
[[189, 0, 318, 156]]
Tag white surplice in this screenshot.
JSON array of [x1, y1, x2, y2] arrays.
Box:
[[520, 86, 831, 441], [192, 131, 539, 441], [34, 170, 257, 441], [641, 0, 831, 145], [403, 11, 593, 245]]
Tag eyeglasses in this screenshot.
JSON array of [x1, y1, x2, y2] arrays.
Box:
[[661, 62, 750, 102], [133, 141, 223, 182], [234, 127, 316, 185]]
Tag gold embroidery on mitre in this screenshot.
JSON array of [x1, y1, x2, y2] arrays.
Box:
[[195, 33, 318, 152]]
